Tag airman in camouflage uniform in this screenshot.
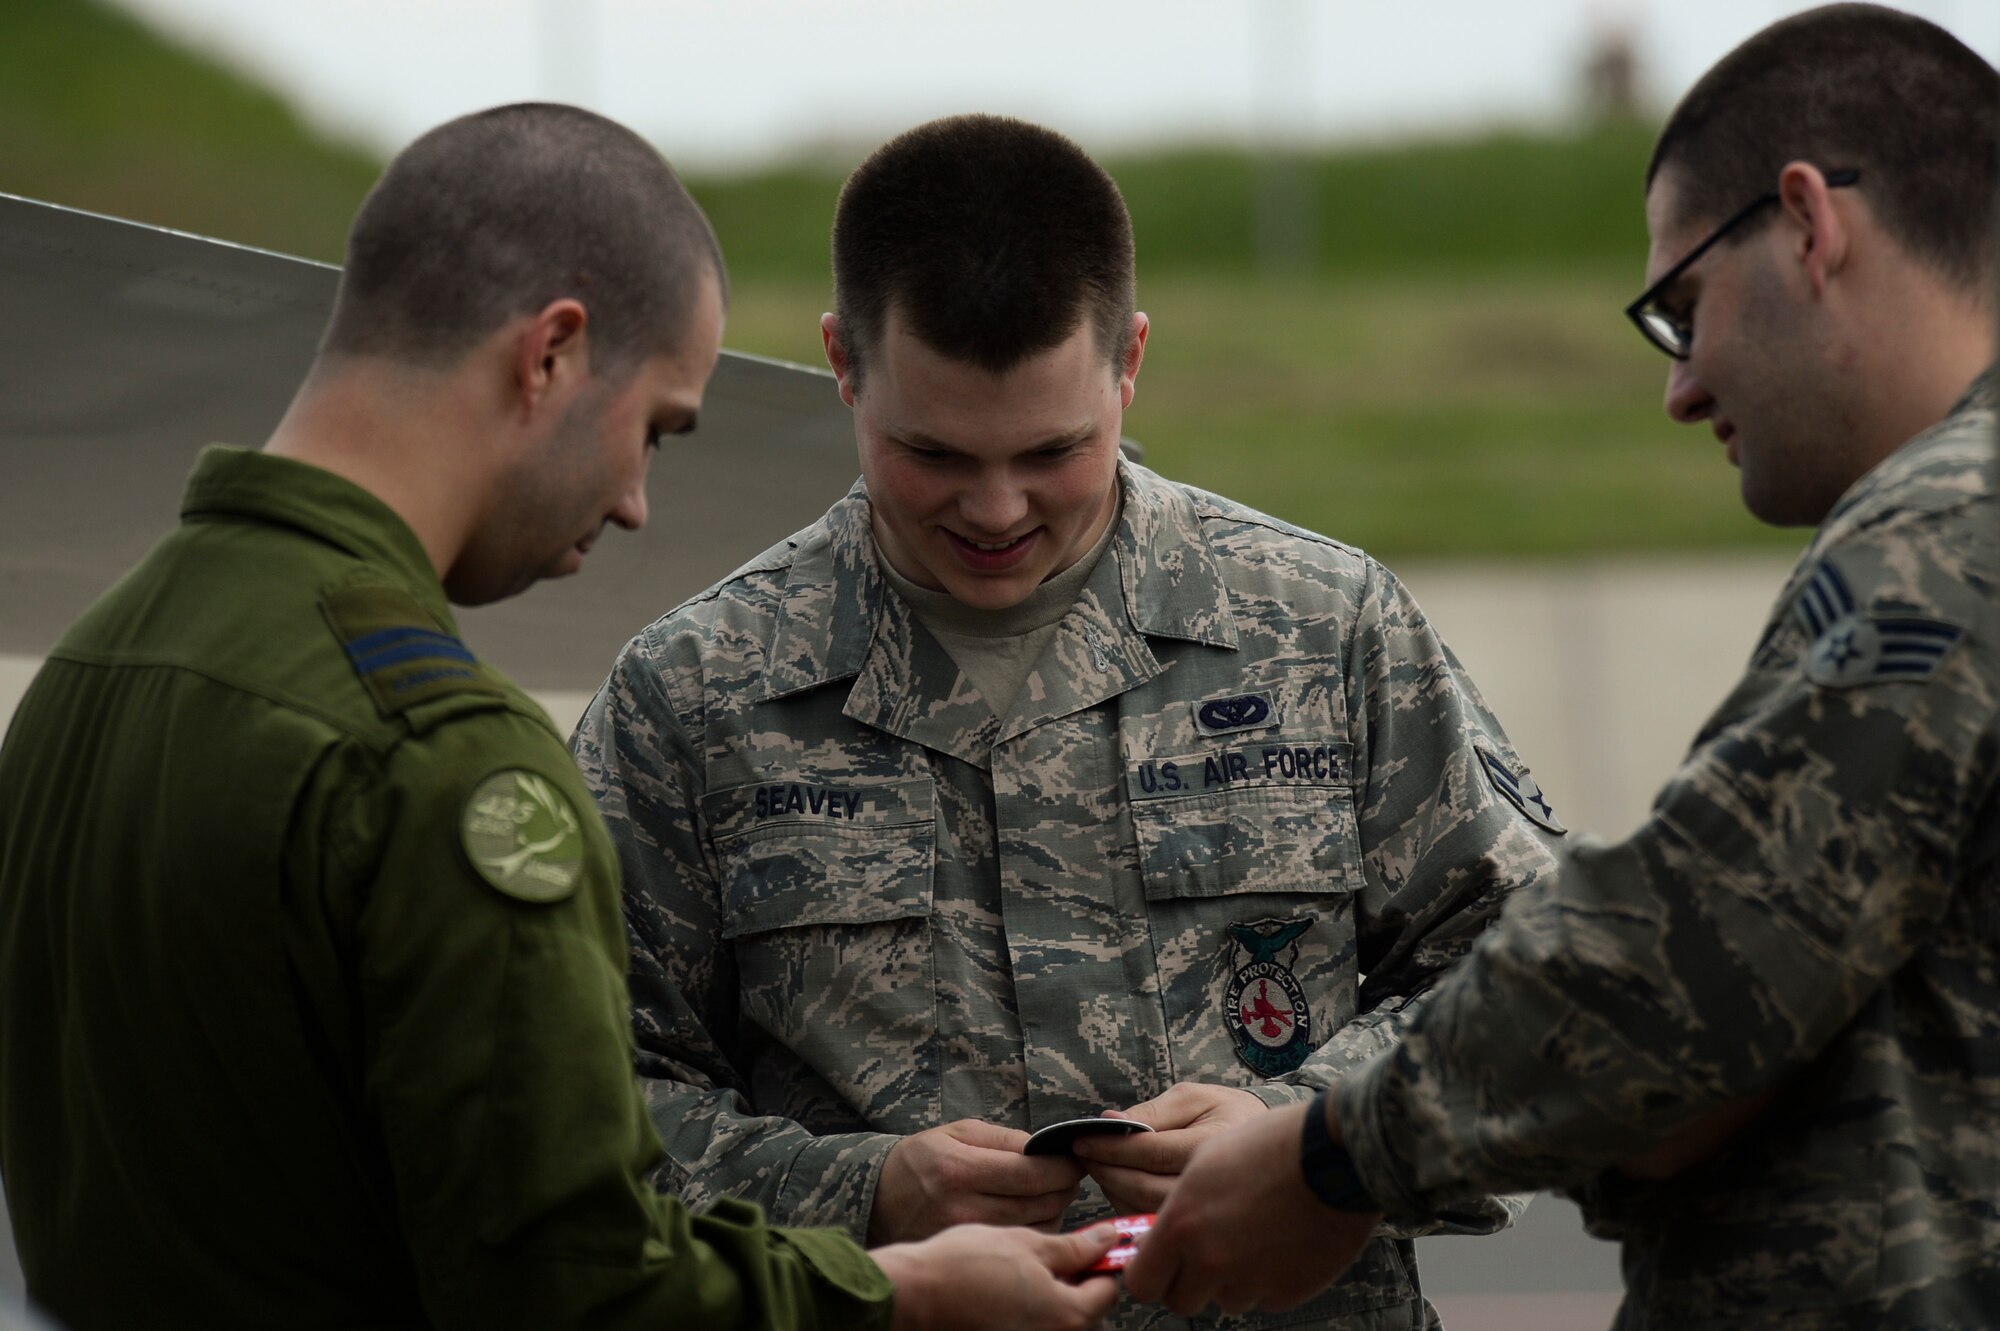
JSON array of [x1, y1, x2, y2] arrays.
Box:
[[576, 447, 1565, 1328], [1127, 10, 2000, 1327], [579, 112, 1567, 1331]]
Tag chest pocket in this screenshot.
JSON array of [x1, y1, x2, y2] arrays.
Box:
[[701, 776, 939, 1128], [1126, 739, 1364, 1086]]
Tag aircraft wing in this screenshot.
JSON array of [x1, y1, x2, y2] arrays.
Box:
[[0, 192, 860, 692]]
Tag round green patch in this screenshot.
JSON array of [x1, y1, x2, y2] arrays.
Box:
[[461, 769, 587, 903]]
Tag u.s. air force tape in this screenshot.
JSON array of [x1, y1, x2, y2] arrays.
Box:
[[460, 769, 585, 903]]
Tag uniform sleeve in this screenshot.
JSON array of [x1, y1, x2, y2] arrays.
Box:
[[1335, 509, 1996, 1220], [571, 634, 897, 1242], [1247, 559, 1562, 1235], [336, 705, 894, 1330]]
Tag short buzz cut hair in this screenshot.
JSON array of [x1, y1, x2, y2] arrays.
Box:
[[321, 103, 725, 374], [1648, 4, 1998, 291], [831, 114, 1135, 386]]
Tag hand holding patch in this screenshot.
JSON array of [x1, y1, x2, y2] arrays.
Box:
[[1072, 1082, 1266, 1214]]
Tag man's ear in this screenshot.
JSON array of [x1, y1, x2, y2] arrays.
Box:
[[1776, 161, 1851, 300], [1118, 312, 1150, 410], [821, 313, 857, 407], [513, 298, 591, 420]]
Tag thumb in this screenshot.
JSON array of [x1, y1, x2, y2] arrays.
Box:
[[1106, 1083, 1193, 1130], [943, 1118, 1033, 1152], [1035, 1223, 1120, 1278]]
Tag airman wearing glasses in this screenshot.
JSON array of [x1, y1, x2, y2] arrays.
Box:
[[1123, 6, 2000, 1327]]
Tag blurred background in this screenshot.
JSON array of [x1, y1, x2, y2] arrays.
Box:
[[3, 0, 1996, 1326]]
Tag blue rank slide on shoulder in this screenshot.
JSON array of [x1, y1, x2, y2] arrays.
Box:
[[321, 584, 505, 716], [1795, 560, 1967, 689]]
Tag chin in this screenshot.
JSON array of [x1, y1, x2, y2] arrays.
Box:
[[946, 576, 1035, 612]]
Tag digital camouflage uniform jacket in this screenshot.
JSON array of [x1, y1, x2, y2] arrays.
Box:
[[576, 462, 1565, 1330], [0, 449, 892, 1331], [1337, 370, 2000, 1328]]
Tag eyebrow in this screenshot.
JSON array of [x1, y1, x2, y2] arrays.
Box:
[[894, 423, 1097, 453]]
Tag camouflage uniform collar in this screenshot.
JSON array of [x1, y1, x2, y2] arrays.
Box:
[[1113, 460, 1240, 650], [761, 479, 882, 702], [758, 465, 1241, 763], [1810, 362, 1998, 550], [180, 445, 455, 631], [763, 465, 1241, 697]]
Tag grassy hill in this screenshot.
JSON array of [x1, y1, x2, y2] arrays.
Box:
[[2, 0, 1795, 558], [0, 0, 380, 260], [695, 122, 1661, 286]]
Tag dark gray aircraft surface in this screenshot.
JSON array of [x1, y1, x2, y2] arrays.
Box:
[[0, 191, 864, 690]]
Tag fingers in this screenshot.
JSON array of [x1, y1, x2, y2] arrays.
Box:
[[936, 1120, 1085, 1196], [1063, 1273, 1122, 1328], [1032, 1221, 1119, 1278], [1078, 1160, 1173, 1214], [941, 1118, 1033, 1152], [978, 1186, 1085, 1229], [1122, 1220, 1176, 1306], [1072, 1125, 1188, 1173]]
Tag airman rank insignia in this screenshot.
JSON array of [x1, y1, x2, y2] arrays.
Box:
[[1795, 561, 1965, 688], [1193, 690, 1279, 737], [1224, 919, 1313, 1076], [461, 769, 586, 904], [1805, 613, 1964, 688], [1478, 748, 1566, 835]]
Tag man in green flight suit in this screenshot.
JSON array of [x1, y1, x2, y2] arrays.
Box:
[[0, 103, 1120, 1331], [1128, 8, 2000, 1327]]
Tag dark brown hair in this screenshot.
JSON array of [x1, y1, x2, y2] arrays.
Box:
[[322, 103, 725, 375], [1649, 4, 1997, 290], [832, 114, 1135, 386]]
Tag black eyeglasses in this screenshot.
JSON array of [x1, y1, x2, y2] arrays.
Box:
[[1624, 168, 1860, 360]]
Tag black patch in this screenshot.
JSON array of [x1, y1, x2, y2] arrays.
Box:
[[1194, 691, 1278, 736]]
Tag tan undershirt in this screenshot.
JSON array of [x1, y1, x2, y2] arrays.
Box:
[[878, 507, 1121, 718]]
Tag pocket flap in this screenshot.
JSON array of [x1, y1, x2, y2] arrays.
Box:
[[703, 776, 935, 937], [1127, 740, 1360, 900]]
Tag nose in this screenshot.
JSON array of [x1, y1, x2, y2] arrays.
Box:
[[1664, 359, 1713, 425], [958, 471, 1029, 535], [609, 479, 649, 533]]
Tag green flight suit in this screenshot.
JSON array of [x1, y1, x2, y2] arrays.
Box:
[[0, 447, 892, 1331]]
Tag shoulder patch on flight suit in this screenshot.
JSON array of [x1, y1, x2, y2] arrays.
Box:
[[322, 584, 505, 717], [461, 769, 586, 903]]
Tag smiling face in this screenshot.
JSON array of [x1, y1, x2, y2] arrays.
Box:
[[841, 306, 1145, 610], [450, 274, 725, 605], [1642, 169, 1857, 527]]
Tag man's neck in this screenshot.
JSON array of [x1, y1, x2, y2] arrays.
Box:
[[1844, 258, 1997, 468], [263, 359, 491, 585]]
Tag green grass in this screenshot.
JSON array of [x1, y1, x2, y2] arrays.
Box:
[[688, 123, 1661, 285], [3, 0, 1794, 559], [0, 0, 379, 260], [718, 276, 1800, 560]]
